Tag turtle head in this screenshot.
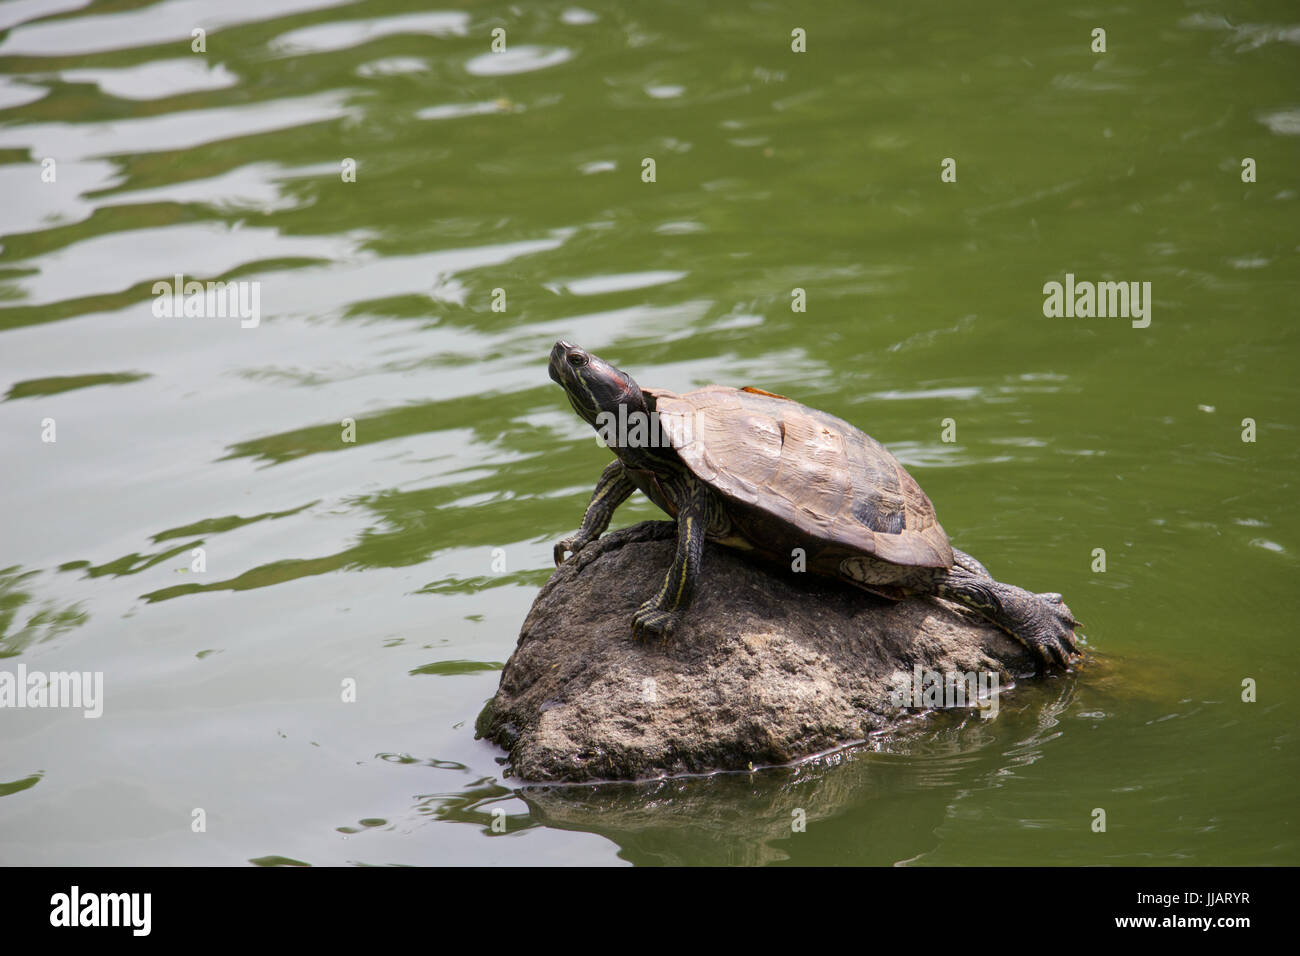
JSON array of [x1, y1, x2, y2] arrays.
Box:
[[549, 340, 648, 426], [549, 341, 661, 465]]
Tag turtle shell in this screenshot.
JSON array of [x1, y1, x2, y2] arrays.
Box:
[[646, 385, 953, 569]]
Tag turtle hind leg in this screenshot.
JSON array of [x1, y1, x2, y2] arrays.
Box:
[[930, 561, 1082, 670]]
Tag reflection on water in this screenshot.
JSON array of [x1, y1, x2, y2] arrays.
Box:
[[0, 566, 89, 658], [0, 0, 1296, 864]]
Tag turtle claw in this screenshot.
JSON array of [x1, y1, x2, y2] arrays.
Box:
[[1019, 597, 1083, 670], [632, 603, 678, 643], [553, 535, 589, 566]]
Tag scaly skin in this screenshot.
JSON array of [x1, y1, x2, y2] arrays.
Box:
[[933, 549, 1082, 668]]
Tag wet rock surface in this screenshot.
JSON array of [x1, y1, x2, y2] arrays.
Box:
[[477, 521, 1044, 782]]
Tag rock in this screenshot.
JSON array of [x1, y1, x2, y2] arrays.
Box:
[[477, 521, 1045, 782]]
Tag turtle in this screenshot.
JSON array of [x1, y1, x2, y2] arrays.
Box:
[[548, 341, 1082, 669]]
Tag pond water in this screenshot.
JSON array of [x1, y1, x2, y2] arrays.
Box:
[[0, 0, 1296, 865]]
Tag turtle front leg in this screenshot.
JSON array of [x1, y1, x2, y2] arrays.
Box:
[[554, 460, 636, 565], [632, 482, 709, 641]]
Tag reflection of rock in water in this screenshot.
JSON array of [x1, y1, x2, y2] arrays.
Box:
[[519, 761, 856, 866], [517, 676, 1082, 866], [480, 521, 1076, 783]]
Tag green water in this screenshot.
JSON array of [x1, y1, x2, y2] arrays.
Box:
[[1, 0, 1296, 866]]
